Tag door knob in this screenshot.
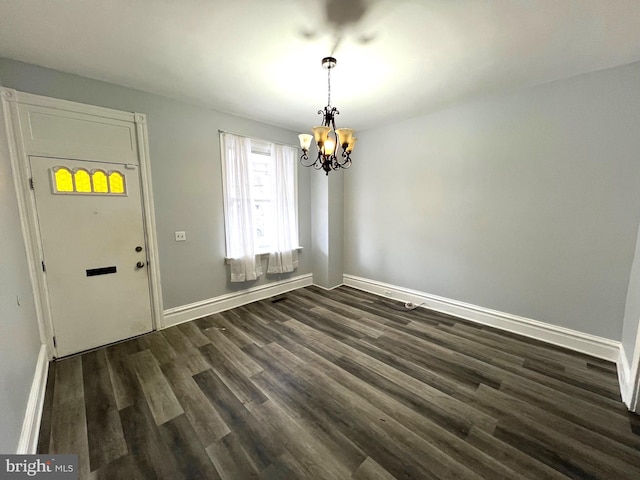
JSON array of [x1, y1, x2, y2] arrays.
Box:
[[136, 261, 145, 269]]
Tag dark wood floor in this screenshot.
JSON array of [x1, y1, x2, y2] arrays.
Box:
[[38, 286, 640, 479]]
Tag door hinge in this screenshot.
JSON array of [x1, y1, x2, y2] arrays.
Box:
[[53, 336, 57, 348], [41, 261, 46, 272], [29, 178, 34, 190]]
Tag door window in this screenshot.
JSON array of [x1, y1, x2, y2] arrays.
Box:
[[51, 166, 127, 195]]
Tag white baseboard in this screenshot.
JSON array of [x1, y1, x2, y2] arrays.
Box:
[[163, 273, 313, 327], [343, 274, 620, 362], [311, 282, 344, 291], [17, 344, 49, 454]]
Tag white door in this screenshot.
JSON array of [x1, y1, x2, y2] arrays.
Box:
[[30, 156, 153, 357]]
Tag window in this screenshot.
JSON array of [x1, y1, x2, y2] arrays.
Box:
[[251, 152, 272, 253], [223, 137, 299, 255], [221, 132, 299, 281]]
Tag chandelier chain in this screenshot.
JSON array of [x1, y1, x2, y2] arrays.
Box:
[[327, 66, 331, 106]]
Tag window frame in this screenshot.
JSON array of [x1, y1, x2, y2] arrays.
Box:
[[220, 134, 300, 259]]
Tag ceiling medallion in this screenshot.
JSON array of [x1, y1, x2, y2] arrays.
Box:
[[298, 57, 357, 175]]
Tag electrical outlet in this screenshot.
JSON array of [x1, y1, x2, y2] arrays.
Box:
[[175, 231, 186, 242]]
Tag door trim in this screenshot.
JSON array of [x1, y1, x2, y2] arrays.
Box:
[[1, 88, 164, 359]]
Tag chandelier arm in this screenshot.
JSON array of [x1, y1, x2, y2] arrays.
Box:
[[320, 106, 340, 128], [313, 152, 325, 170], [299, 150, 318, 168], [337, 153, 352, 168], [330, 109, 338, 130]]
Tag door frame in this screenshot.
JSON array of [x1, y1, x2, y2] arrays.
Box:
[[1, 87, 164, 359]]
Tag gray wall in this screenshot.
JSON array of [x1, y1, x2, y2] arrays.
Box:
[[328, 173, 345, 287], [310, 172, 344, 289], [0, 99, 42, 452], [0, 57, 312, 311], [344, 61, 640, 340], [310, 169, 330, 287]]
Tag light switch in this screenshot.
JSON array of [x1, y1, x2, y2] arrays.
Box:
[[175, 231, 186, 241]]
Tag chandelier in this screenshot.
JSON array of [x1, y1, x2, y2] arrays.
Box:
[[298, 56, 357, 175]]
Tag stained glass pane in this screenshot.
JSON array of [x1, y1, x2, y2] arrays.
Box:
[[54, 167, 73, 192], [93, 170, 108, 193], [109, 171, 125, 194], [75, 169, 91, 193]]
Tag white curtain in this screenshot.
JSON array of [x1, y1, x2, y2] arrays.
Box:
[[221, 132, 263, 282], [267, 143, 299, 274]]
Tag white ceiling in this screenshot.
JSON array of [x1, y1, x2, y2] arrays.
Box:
[[1, 0, 639, 132]]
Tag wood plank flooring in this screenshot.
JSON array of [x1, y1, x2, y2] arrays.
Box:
[[37, 286, 640, 479]]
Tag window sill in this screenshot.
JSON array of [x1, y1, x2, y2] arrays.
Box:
[[224, 246, 303, 264]]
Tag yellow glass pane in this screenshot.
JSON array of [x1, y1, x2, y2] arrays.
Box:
[[54, 168, 73, 192], [109, 171, 125, 194], [93, 170, 108, 193], [75, 169, 91, 193]]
